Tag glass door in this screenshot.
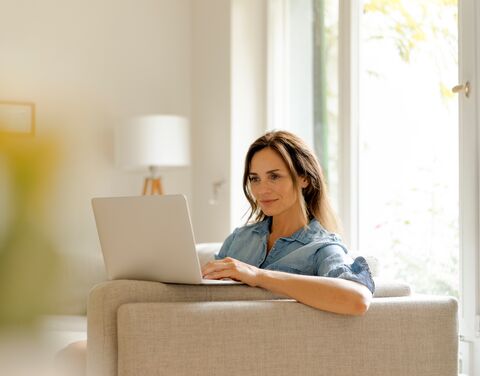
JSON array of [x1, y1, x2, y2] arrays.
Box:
[[357, 0, 459, 297], [356, 1, 479, 373]]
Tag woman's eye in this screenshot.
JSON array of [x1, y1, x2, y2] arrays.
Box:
[[270, 174, 280, 180], [249, 176, 260, 183]]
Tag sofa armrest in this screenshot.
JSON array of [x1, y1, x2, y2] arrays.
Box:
[[372, 278, 411, 297], [117, 296, 458, 376]]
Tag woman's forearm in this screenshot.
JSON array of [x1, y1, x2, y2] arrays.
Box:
[[255, 269, 372, 316], [201, 257, 372, 315]]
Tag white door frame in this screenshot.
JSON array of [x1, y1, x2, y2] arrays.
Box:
[[338, 0, 360, 250], [458, 0, 480, 373]]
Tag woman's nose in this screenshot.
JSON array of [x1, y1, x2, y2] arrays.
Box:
[[255, 180, 272, 194]]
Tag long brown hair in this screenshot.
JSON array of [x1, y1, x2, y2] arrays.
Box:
[[242, 130, 341, 234]]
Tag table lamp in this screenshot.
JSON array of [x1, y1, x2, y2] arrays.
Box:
[[115, 115, 190, 195]]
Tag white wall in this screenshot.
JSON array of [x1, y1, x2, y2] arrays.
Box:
[[0, 0, 270, 312], [0, 0, 192, 312], [231, 0, 268, 229], [191, 0, 232, 243], [191, 0, 269, 241]]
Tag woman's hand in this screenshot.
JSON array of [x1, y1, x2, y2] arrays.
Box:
[[201, 257, 263, 287]]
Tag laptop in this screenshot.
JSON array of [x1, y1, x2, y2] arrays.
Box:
[[91, 194, 242, 285]]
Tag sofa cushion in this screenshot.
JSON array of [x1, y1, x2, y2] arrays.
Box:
[[116, 296, 458, 376]]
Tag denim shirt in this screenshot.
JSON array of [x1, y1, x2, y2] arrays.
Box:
[[215, 217, 375, 294]]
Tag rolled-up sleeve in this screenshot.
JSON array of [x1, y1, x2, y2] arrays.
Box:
[[314, 244, 375, 294]]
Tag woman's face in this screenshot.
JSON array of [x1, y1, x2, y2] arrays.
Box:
[[248, 147, 307, 218]]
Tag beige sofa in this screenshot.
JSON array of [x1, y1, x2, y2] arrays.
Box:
[[86, 246, 458, 376]]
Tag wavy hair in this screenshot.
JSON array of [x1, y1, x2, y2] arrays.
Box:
[[242, 130, 341, 234]]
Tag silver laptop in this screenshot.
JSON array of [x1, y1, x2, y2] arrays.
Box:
[[92, 194, 242, 285]]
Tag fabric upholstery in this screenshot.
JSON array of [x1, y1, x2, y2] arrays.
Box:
[[87, 281, 287, 376], [116, 297, 458, 376], [87, 280, 456, 376]]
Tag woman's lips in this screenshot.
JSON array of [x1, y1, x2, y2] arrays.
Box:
[[260, 199, 278, 206]]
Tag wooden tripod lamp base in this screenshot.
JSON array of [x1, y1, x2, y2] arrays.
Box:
[[143, 177, 164, 195], [117, 115, 190, 197]]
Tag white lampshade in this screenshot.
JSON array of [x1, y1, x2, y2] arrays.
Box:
[[115, 115, 190, 171]]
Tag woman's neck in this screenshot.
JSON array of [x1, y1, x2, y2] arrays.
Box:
[[270, 211, 308, 237]]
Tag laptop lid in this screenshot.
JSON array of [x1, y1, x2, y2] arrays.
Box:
[[92, 194, 205, 284]]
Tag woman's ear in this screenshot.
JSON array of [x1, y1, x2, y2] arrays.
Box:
[[299, 176, 309, 189]]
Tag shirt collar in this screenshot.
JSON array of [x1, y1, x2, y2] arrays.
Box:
[[252, 217, 272, 236], [252, 217, 323, 245]]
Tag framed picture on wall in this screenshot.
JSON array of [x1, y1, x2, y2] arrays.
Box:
[[0, 101, 35, 136]]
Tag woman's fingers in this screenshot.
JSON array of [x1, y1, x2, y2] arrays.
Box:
[[202, 259, 236, 277], [202, 258, 261, 287], [203, 269, 233, 280], [203, 261, 238, 279]]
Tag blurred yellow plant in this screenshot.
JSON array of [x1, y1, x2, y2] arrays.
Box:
[[0, 133, 61, 329]]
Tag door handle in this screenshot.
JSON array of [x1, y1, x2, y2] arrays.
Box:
[[452, 81, 471, 98]]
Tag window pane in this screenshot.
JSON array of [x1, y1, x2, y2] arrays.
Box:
[[358, 0, 459, 296], [313, 0, 339, 211]]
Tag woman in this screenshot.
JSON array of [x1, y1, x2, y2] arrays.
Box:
[[201, 130, 374, 315]]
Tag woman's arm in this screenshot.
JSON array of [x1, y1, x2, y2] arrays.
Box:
[[256, 268, 372, 315], [201, 257, 372, 316]]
